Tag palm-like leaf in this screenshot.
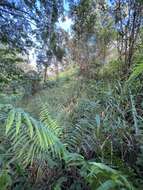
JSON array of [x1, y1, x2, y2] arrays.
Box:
[[0, 104, 65, 167]]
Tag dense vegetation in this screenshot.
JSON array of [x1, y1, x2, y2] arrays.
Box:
[[0, 0, 143, 189]]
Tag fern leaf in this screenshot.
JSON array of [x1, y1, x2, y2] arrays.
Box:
[[129, 62, 143, 80], [15, 111, 21, 135], [5, 109, 15, 134], [39, 103, 61, 136], [23, 113, 33, 138], [96, 180, 116, 190], [30, 118, 44, 148]]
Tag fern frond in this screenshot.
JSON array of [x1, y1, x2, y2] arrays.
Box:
[[23, 112, 34, 138], [0, 104, 65, 167], [65, 121, 96, 157], [39, 103, 62, 136], [5, 109, 15, 134], [15, 110, 22, 135], [81, 161, 134, 190], [0, 104, 134, 189], [128, 55, 143, 81]]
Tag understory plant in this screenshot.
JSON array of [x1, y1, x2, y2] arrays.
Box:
[[0, 103, 134, 190]]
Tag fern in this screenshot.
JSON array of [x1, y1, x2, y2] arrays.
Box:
[[39, 103, 62, 137], [64, 154, 134, 190], [0, 104, 65, 167], [128, 55, 143, 81], [5, 109, 15, 134], [129, 63, 143, 80], [80, 161, 134, 190], [66, 122, 96, 155], [65, 115, 111, 161], [23, 112, 34, 138], [0, 104, 134, 189], [15, 111, 21, 135]]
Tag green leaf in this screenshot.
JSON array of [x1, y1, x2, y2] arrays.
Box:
[[6, 109, 15, 134], [23, 113, 33, 138], [15, 111, 21, 135], [95, 114, 100, 127], [0, 170, 12, 190], [96, 180, 116, 190]]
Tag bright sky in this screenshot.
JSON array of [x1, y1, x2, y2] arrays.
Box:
[[58, 0, 73, 32], [58, 16, 73, 32], [29, 0, 73, 68]]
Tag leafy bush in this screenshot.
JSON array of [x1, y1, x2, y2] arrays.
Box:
[[99, 60, 123, 80]]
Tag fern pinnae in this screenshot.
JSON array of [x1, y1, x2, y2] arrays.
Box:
[[11, 130, 31, 151], [96, 180, 116, 190], [16, 139, 32, 159], [41, 125, 57, 157], [39, 103, 61, 136], [5, 109, 15, 134], [10, 132, 25, 149], [44, 128, 56, 157], [8, 138, 32, 164], [15, 111, 21, 135], [39, 124, 50, 149], [7, 127, 17, 141], [24, 140, 36, 166], [31, 118, 44, 148], [30, 136, 40, 164], [23, 113, 34, 138]]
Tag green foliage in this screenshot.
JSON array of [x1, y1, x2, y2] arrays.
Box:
[[16, 65, 143, 188], [128, 54, 143, 81], [0, 104, 65, 167], [39, 103, 62, 137], [81, 162, 134, 190], [0, 47, 24, 87], [1, 0, 143, 189], [0, 102, 134, 189], [0, 169, 12, 190], [99, 60, 123, 80], [64, 153, 133, 190]]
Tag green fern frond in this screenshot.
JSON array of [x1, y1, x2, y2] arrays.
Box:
[[39, 103, 61, 136], [81, 161, 134, 190], [128, 55, 143, 81], [5, 109, 15, 134], [23, 112, 34, 138], [95, 180, 117, 190], [15, 111, 21, 135], [66, 122, 96, 156], [0, 104, 65, 167]]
